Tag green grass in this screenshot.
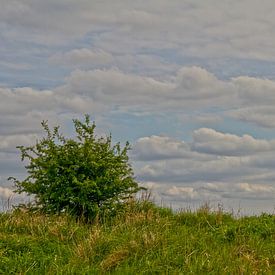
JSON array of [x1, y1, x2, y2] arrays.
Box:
[[0, 201, 275, 274]]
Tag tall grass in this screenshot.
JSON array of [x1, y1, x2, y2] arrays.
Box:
[[0, 200, 275, 274]]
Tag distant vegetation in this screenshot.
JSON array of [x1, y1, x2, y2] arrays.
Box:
[[1, 200, 275, 273]]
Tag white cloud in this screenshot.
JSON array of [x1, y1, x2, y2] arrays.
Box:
[[132, 128, 275, 209], [0, 186, 14, 199], [236, 182, 275, 193], [165, 186, 199, 200], [192, 128, 275, 156], [160, 182, 275, 204], [0, 186, 29, 211]]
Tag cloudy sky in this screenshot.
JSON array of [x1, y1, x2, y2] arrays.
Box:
[[1, 0, 275, 214]]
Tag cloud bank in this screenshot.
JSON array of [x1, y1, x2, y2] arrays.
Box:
[[1, 1, 275, 214], [132, 129, 275, 213]]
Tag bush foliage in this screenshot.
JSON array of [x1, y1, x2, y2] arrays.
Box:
[[9, 115, 141, 220]]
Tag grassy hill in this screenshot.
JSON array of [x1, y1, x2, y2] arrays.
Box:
[[0, 200, 275, 274]]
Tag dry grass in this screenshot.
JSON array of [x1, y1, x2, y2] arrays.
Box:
[[0, 201, 275, 274]]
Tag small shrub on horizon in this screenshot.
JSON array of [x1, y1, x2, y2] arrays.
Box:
[[9, 115, 143, 221]]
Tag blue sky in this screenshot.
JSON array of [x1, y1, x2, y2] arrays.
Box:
[[1, 0, 275, 214]]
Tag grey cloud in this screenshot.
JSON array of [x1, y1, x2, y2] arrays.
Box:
[[248, 153, 275, 169], [0, 87, 57, 115], [133, 128, 275, 164], [1, 66, 275, 160], [233, 76, 275, 105], [222, 183, 275, 200], [49, 49, 179, 77], [0, 134, 38, 153], [58, 67, 275, 128], [133, 136, 191, 161], [0, 85, 99, 125], [2, 1, 275, 214], [132, 135, 215, 161], [192, 114, 223, 125], [0, 153, 25, 177], [229, 106, 275, 128], [58, 66, 235, 112], [0, 61, 32, 71], [57, 68, 173, 110], [2, 1, 275, 61], [90, 1, 275, 62], [138, 156, 252, 183], [0, 112, 56, 136], [0, 1, 106, 45], [243, 171, 275, 186], [174, 67, 228, 100], [49, 49, 114, 67]]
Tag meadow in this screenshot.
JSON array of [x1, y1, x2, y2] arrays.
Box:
[[0, 200, 275, 274]]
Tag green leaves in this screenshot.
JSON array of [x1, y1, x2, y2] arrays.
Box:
[[9, 115, 142, 221]]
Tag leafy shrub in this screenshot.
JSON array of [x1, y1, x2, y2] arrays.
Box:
[[9, 115, 142, 220]]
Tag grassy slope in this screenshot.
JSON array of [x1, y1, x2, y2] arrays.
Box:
[[0, 201, 275, 274]]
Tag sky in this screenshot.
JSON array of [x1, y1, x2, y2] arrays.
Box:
[[1, 0, 275, 215]]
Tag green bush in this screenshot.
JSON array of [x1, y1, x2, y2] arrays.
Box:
[[9, 115, 142, 220]]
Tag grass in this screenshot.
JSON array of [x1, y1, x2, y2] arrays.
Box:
[[0, 200, 275, 274]]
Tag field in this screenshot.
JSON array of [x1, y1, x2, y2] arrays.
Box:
[[0, 201, 275, 274]]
